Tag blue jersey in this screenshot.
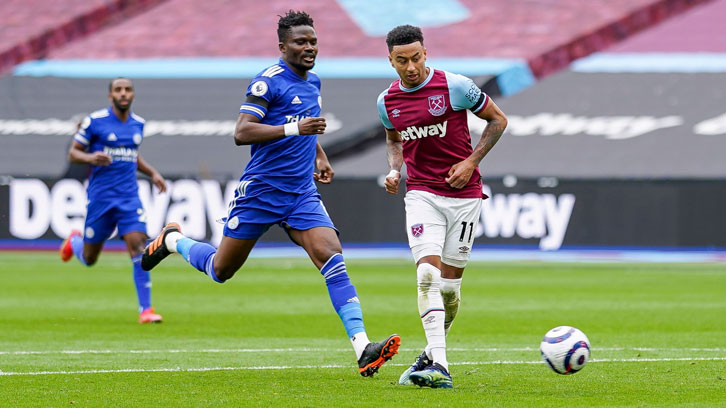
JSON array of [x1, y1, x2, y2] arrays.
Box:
[[238, 59, 321, 193], [74, 107, 145, 200]]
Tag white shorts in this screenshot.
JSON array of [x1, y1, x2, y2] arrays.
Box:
[[404, 189, 483, 268]]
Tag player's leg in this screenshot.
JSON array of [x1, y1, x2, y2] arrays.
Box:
[[439, 196, 483, 336], [80, 241, 105, 266], [410, 195, 481, 388], [285, 191, 400, 377], [144, 224, 258, 282], [122, 230, 162, 323], [440, 263, 464, 336], [116, 200, 164, 323], [290, 226, 400, 377], [143, 180, 274, 281], [402, 190, 453, 388], [60, 201, 115, 265]]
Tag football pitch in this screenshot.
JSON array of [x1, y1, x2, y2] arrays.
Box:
[[1, 252, 724, 407]]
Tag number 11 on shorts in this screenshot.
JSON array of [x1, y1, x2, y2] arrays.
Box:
[[459, 221, 474, 243]]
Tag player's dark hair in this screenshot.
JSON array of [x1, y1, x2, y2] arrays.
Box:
[[277, 10, 314, 42], [386, 25, 424, 52], [108, 77, 131, 92]]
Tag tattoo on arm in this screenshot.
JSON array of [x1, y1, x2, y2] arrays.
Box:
[[386, 140, 404, 171], [471, 119, 506, 164]]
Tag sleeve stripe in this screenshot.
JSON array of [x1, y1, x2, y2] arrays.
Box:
[[240, 104, 266, 119], [262, 66, 283, 77], [74, 134, 89, 145], [472, 93, 489, 113]]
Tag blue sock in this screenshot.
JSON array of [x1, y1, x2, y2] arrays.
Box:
[[178, 237, 225, 283], [70, 234, 87, 266], [132, 255, 152, 312], [321, 253, 365, 338]]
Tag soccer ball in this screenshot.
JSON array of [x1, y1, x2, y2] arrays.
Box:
[[540, 326, 590, 374]]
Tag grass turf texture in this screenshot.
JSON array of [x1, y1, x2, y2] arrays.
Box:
[[0, 252, 724, 407]]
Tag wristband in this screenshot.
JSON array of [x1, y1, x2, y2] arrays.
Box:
[[386, 169, 400, 179], [284, 122, 299, 137]]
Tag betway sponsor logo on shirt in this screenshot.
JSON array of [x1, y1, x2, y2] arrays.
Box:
[[399, 121, 447, 141], [103, 146, 138, 162]]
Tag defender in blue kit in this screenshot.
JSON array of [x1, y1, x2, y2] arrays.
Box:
[[141, 10, 400, 377]]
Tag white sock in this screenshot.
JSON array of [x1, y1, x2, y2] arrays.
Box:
[[440, 277, 462, 336], [417, 263, 447, 370], [164, 231, 183, 253], [351, 331, 371, 360]]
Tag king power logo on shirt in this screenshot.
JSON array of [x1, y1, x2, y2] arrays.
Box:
[[102, 146, 138, 162], [475, 185, 576, 250], [399, 121, 447, 141]]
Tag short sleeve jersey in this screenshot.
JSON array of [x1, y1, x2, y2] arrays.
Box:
[[238, 59, 322, 193], [377, 68, 489, 199], [74, 107, 144, 200]]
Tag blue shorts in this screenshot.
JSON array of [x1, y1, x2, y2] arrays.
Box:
[[84, 196, 147, 243], [223, 180, 337, 240]]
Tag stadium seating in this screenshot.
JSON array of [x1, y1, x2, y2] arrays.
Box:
[[1, 0, 710, 76], [0, 0, 168, 74]]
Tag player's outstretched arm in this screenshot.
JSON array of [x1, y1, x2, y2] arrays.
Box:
[[384, 128, 403, 195], [234, 113, 327, 145], [314, 143, 334, 184], [137, 155, 167, 193], [68, 141, 111, 166], [445, 99, 508, 189]]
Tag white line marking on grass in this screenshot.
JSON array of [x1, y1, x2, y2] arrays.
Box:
[[2, 357, 725, 377], [0, 348, 348, 355], [0, 365, 347, 376], [2, 347, 725, 355]]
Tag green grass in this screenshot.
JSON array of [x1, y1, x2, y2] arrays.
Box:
[[0, 252, 725, 407]]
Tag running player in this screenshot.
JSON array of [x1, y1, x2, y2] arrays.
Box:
[[141, 10, 400, 377], [59, 77, 168, 324], [377, 25, 508, 388]]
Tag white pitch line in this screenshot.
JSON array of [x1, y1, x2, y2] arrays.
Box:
[[2, 347, 726, 356], [2, 357, 726, 377]]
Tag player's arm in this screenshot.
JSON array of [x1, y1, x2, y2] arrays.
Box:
[[446, 98, 507, 189], [384, 128, 403, 195], [137, 155, 167, 193], [68, 141, 111, 166], [314, 143, 334, 184], [234, 96, 326, 145]]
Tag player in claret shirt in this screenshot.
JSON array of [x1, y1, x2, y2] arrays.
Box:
[[141, 10, 400, 378], [377, 25, 508, 388], [59, 77, 168, 324]]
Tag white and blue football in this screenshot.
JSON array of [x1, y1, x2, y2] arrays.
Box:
[[540, 326, 591, 374]]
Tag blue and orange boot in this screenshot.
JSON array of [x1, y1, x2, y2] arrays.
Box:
[[60, 229, 82, 262]]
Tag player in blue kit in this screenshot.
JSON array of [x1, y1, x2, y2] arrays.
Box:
[[59, 77, 168, 324], [141, 10, 400, 377]]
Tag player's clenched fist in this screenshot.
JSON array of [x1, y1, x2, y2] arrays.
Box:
[[297, 117, 326, 135], [89, 152, 112, 166], [384, 169, 401, 195]]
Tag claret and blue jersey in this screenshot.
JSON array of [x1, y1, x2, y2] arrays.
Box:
[[74, 107, 145, 200], [377, 68, 489, 199], [239, 58, 322, 194]]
